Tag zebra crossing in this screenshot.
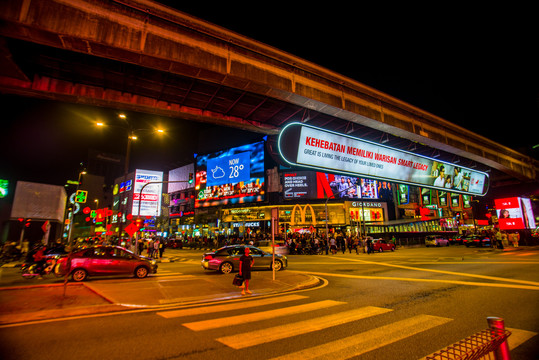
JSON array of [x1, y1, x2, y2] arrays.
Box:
[[156, 294, 453, 359]]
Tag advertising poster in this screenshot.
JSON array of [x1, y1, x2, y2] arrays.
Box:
[[195, 141, 265, 208], [398, 184, 409, 205], [278, 123, 489, 196], [132, 169, 163, 216], [438, 191, 448, 207], [282, 171, 393, 201], [495, 197, 536, 230]]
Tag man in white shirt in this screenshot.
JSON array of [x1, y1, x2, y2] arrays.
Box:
[[433, 165, 446, 188]]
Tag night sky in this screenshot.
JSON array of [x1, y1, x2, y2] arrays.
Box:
[[1, 3, 537, 188]]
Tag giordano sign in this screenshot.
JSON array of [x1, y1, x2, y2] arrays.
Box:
[[278, 123, 489, 196]]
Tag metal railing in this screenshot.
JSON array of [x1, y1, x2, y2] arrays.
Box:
[[426, 317, 511, 360]]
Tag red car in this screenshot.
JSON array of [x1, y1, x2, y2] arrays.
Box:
[[372, 239, 395, 252], [56, 245, 158, 281]]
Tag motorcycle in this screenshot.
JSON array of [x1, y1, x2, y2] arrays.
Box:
[[21, 256, 63, 279]]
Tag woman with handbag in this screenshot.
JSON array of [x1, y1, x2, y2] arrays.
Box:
[[239, 247, 254, 295]]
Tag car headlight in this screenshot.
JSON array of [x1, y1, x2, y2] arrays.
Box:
[[151, 260, 156, 265]]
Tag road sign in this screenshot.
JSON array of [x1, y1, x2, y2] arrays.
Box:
[[75, 190, 88, 203]]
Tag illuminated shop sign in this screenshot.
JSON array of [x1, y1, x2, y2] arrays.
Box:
[[278, 123, 489, 196], [132, 169, 163, 216], [495, 197, 536, 230], [233, 221, 260, 228], [195, 141, 265, 208]]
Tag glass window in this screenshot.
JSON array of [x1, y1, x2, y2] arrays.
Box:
[[111, 248, 131, 258], [249, 247, 263, 255], [230, 247, 244, 256]]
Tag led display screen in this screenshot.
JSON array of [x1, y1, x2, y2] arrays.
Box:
[[278, 122, 489, 196], [195, 141, 265, 208], [132, 169, 163, 216], [282, 171, 393, 201], [495, 197, 536, 230]]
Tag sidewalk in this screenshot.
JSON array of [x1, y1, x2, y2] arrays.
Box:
[[0, 270, 320, 326]]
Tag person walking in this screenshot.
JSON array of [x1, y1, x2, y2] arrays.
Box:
[[366, 237, 373, 254], [159, 239, 165, 258], [239, 247, 254, 295]]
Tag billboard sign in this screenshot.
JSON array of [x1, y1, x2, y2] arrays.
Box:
[[282, 171, 393, 201], [132, 169, 163, 216], [195, 141, 265, 208], [495, 197, 536, 230], [278, 122, 489, 196]]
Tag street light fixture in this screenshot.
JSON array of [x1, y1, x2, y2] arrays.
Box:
[[95, 114, 165, 247]]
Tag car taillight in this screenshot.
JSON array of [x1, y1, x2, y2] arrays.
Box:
[[204, 255, 213, 260]]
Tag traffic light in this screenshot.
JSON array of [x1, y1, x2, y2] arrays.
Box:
[[188, 172, 194, 184], [75, 190, 88, 203]]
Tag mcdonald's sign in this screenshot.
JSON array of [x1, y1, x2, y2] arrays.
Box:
[[291, 204, 317, 226]]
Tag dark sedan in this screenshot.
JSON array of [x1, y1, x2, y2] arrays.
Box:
[[463, 235, 492, 247], [56, 245, 158, 281], [202, 245, 288, 274]]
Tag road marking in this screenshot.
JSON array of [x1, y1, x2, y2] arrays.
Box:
[[325, 256, 539, 287], [154, 276, 199, 282], [216, 306, 392, 349], [268, 314, 452, 360], [157, 294, 308, 318], [293, 270, 539, 291], [184, 299, 346, 331], [506, 327, 538, 349]]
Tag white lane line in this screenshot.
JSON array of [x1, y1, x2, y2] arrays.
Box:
[[157, 294, 308, 319], [329, 256, 539, 287], [293, 270, 539, 291], [269, 314, 452, 360], [183, 299, 346, 331], [216, 306, 393, 349]]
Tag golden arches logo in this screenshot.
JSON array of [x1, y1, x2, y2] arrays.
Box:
[[291, 204, 316, 226]]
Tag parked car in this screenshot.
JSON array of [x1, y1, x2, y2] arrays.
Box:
[[425, 235, 449, 247], [372, 239, 395, 252], [463, 235, 492, 247], [448, 235, 463, 245], [56, 245, 158, 282], [255, 240, 289, 255], [201, 245, 287, 274]]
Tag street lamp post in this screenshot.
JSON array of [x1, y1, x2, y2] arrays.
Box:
[[96, 114, 165, 245], [67, 169, 86, 249], [64, 167, 86, 298]]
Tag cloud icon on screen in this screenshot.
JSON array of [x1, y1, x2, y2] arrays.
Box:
[[211, 166, 225, 179]]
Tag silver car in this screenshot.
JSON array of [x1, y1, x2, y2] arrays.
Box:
[[201, 245, 288, 274], [425, 235, 449, 247]]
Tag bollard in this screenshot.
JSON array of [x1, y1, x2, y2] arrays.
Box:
[[487, 317, 511, 360]]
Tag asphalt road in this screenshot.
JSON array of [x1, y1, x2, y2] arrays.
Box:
[[1, 245, 538, 359]]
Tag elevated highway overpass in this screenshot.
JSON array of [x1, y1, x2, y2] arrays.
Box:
[[1, 0, 537, 190]]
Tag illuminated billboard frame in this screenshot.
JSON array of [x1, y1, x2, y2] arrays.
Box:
[[132, 169, 163, 216], [195, 141, 265, 208], [495, 197, 536, 230], [278, 122, 489, 196]]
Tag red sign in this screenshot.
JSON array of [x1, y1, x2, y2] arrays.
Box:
[[494, 197, 520, 209], [498, 218, 525, 230]]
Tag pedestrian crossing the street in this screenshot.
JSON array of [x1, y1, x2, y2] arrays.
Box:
[[156, 294, 453, 358]]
